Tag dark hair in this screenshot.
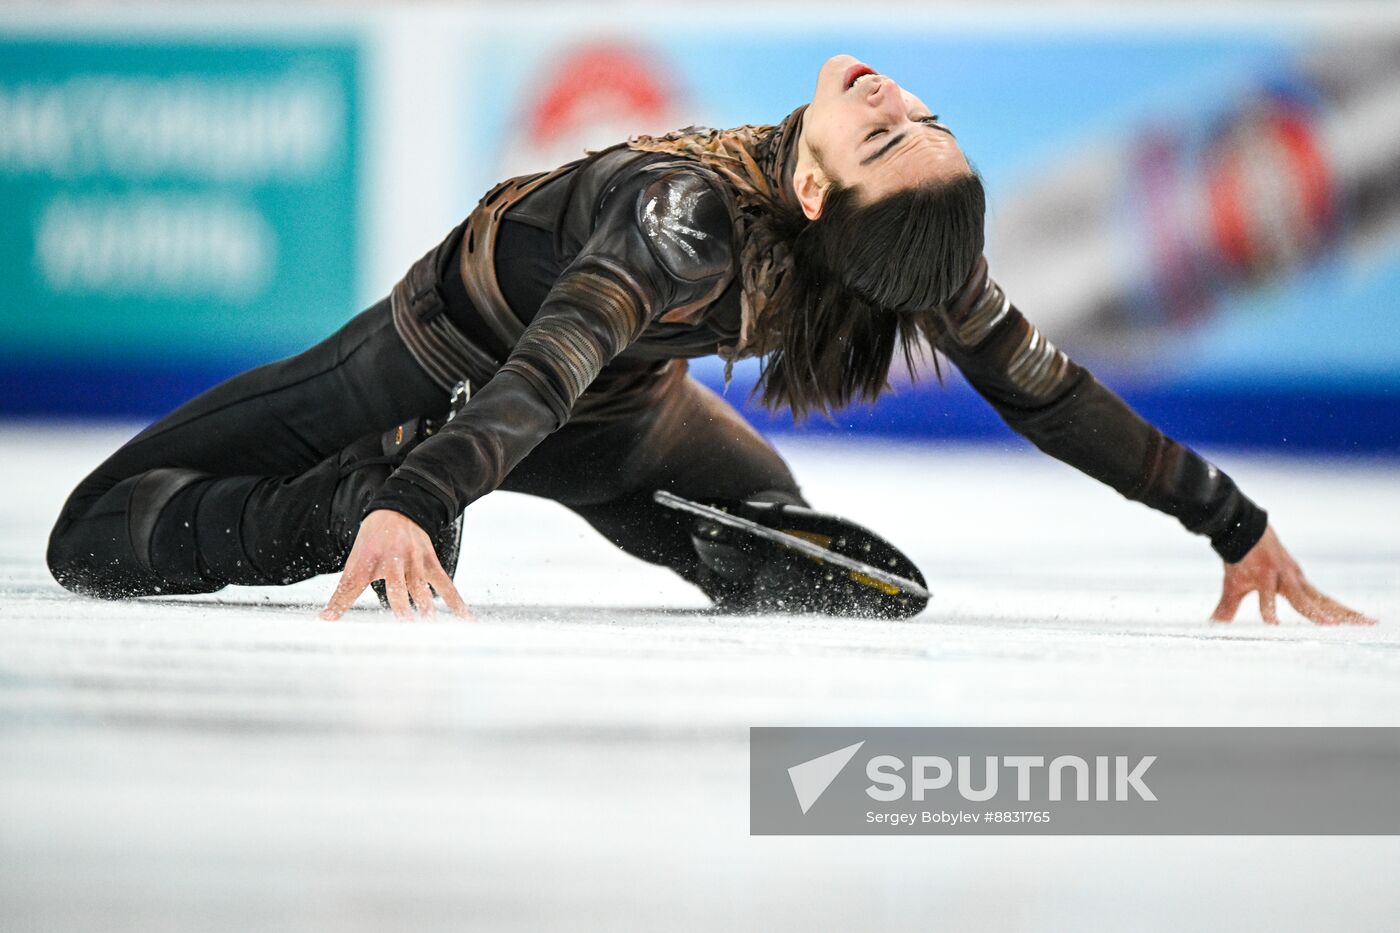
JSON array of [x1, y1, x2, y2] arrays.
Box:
[[755, 170, 986, 420]]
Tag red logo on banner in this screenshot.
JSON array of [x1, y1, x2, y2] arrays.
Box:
[[497, 42, 686, 178]]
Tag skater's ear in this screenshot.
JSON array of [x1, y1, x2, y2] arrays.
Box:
[[792, 159, 832, 222]]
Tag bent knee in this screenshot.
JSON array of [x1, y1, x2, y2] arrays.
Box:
[[45, 482, 170, 600], [46, 512, 131, 600]]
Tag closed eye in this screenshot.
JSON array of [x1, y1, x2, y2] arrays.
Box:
[[917, 114, 954, 136], [865, 128, 887, 142], [860, 131, 907, 166]]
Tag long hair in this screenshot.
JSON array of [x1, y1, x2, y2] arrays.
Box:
[[755, 171, 986, 420]]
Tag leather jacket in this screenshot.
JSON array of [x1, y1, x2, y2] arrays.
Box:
[[367, 148, 1267, 563], [934, 257, 1266, 562], [367, 149, 740, 534]]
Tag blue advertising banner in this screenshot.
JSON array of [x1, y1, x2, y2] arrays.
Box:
[[471, 27, 1400, 452], [0, 37, 359, 415]]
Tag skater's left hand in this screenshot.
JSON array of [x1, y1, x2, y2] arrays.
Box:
[[1210, 524, 1376, 626], [321, 510, 472, 621]]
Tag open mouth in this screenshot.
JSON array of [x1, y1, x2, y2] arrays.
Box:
[[844, 63, 876, 90]]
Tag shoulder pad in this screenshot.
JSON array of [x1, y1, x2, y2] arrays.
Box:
[[635, 170, 733, 284]]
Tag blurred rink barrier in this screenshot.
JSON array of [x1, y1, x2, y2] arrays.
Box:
[[1, 3, 1397, 453]]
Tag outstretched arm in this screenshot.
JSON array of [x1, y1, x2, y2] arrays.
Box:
[[928, 257, 1375, 625]]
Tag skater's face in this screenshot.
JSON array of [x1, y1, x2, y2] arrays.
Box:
[[794, 54, 970, 220]]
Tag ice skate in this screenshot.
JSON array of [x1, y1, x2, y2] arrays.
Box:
[[657, 490, 930, 619]]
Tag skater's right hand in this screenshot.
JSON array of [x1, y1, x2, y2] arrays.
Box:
[[320, 510, 472, 621], [1209, 525, 1376, 626]]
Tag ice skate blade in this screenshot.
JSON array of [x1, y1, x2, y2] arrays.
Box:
[[654, 490, 932, 601]]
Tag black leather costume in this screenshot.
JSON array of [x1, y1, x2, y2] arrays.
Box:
[[375, 143, 1266, 563], [46, 113, 1266, 607], [933, 257, 1266, 561], [370, 149, 749, 536]]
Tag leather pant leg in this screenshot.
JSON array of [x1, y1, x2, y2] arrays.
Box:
[[47, 299, 446, 598], [499, 365, 806, 589]]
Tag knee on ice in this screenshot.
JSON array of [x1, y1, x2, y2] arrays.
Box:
[[46, 469, 223, 600]]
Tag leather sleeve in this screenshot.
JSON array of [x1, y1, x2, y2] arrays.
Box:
[[930, 257, 1268, 563], [366, 167, 733, 532]]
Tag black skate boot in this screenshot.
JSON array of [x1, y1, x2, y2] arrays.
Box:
[[661, 493, 930, 620]]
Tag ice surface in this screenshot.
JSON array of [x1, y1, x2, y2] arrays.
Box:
[[2, 422, 1399, 932]]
